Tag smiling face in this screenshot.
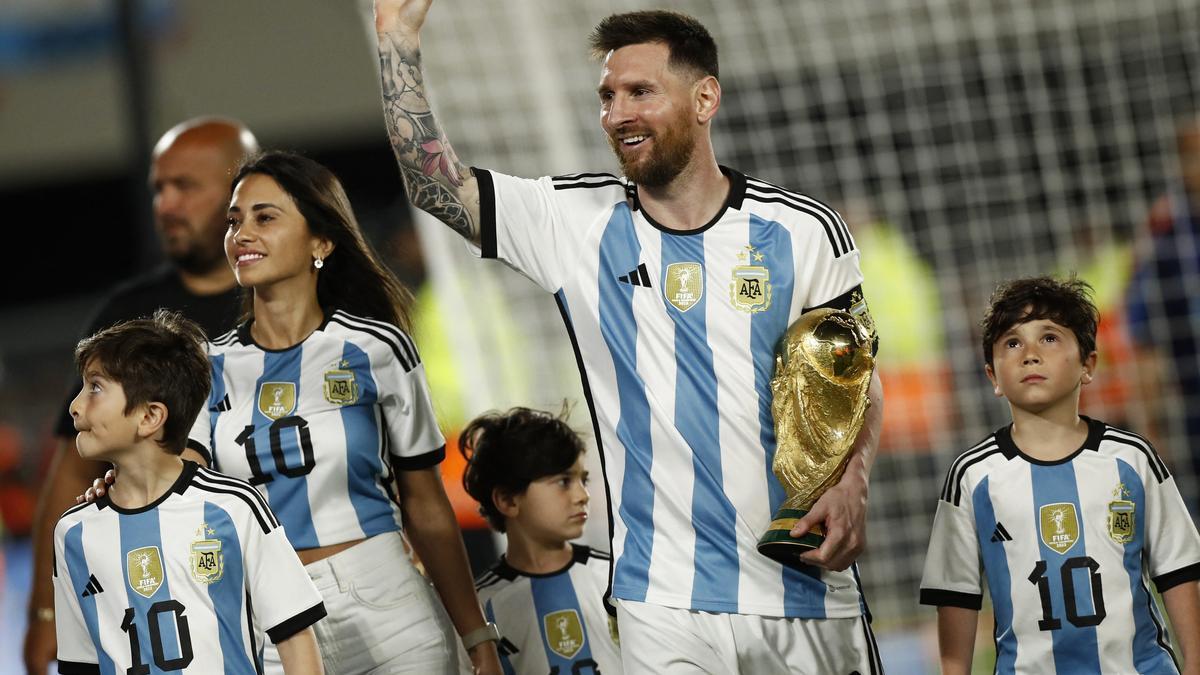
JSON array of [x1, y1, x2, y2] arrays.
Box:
[[598, 41, 705, 187], [225, 173, 331, 291], [69, 360, 140, 462], [985, 316, 1096, 417], [504, 455, 591, 546]]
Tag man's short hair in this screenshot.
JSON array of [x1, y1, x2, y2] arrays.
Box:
[[981, 275, 1099, 367], [460, 406, 586, 532], [74, 310, 210, 454], [589, 10, 719, 81]]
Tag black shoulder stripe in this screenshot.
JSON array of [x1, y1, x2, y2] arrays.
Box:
[[334, 310, 420, 366], [745, 179, 854, 256], [211, 328, 239, 347], [1103, 429, 1169, 482], [553, 179, 625, 191], [743, 191, 850, 258], [475, 571, 502, 591], [553, 171, 619, 182], [942, 439, 1000, 505], [328, 315, 415, 373], [589, 549, 613, 561], [195, 469, 276, 524], [193, 471, 278, 532], [60, 500, 95, 520]]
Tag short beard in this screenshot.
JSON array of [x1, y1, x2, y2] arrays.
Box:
[[171, 246, 227, 276], [610, 129, 694, 188]]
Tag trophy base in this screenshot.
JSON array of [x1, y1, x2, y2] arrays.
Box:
[[757, 508, 824, 566]]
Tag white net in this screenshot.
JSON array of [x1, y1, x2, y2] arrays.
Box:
[[405, 0, 1200, 629]]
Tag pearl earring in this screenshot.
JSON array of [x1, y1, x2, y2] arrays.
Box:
[[314, 257, 324, 269]]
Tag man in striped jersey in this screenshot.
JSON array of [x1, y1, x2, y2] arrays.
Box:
[[920, 277, 1200, 674], [374, 1, 885, 671], [461, 407, 622, 674], [54, 311, 325, 674]]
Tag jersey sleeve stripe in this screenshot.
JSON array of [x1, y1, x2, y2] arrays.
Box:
[[266, 601, 328, 644], [392, 445, 446, 471], [553, 171, 620, 182], [333, 311, 420, 366], [57, 660, 101, 675], [919, 588, 983, 609], [211, 328, 240, 347], [553, 179, 626, 191], [59, 500, 96, 521], [196, 467, 276, 521], [193, 471, 279, 532], [328, 315, 415, 372], [1102, 429, 1170, 482], [743, 192, 845, 257], [1152, 562, 1200, 593], [745, 179, 855, 255], [940, 437, 999, 503], [471, 167, 498, 259]]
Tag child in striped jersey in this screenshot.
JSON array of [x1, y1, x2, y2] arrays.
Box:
[[462, 407, 622, 674], [920, 276, 1200, 675], [55, 310, 325, 675]]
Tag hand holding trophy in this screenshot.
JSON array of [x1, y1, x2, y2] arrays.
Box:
[[757, 307, 875, 567]]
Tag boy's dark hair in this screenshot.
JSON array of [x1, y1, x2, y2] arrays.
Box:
[[74, 309, 210, 454], [589, 10, 719, 81], [460, 406, 586, 533], [981, 275, 1099, 367]]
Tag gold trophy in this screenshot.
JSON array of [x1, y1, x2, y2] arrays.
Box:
[[757, 307, 875, 565]]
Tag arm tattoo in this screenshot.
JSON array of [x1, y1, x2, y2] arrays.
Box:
[[379, 32, 477, 239]]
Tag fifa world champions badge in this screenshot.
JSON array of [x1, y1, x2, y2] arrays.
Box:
[[126, 546, 165, 598], [190, 523, 224, 584], [1107, 483, 1135, 544], [543, 609, 585, 660]]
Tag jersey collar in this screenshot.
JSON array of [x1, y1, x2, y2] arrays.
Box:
[[98, 460, 199, 514], [995, 416, 1105, 465], [631, 165, 746, 235], [493, 543, 592, 580]]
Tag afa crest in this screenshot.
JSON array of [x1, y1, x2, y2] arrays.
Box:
[[126, 546, 164, 598], [730, 246, 771, 313], [1039, 502, 1080, 554], [1108, 483, 1135, 544], [543, 609, 585, 660], [664, 262, 703, 313], [190, 524, 223, 584], [323, 364, 358, 406], [258, 382, 296, 420]]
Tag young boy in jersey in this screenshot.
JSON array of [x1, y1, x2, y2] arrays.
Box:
[[920, 276, 1200, 675], [53, 311, 326, 674], [461, 407, 622, 674]]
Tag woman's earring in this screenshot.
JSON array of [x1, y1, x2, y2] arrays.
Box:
[[314, 257, 324, 270]]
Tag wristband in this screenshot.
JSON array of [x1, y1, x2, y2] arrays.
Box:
[[461, 622, 501, 651]]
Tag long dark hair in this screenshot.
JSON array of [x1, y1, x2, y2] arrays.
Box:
[[231, 151, 413, 331]]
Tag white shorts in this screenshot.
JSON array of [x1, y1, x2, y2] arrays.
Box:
[[263, 531, 470, 675], [616, 600, 883, 675]]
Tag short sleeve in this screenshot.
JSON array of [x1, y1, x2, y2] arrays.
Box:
[[380, 346, 446, 471], [53, 521, 100, 672], [472, 168, 572, 293], [919, 474, 983, 609], [243, 517, 327, 643], [1143, 467, 1200, 592]]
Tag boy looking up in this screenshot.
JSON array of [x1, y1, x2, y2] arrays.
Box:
[[462, 407, 622, 674], [920, 276, 1200, 675], [53, 310, 325, 675]]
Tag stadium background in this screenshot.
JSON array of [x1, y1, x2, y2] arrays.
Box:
[[1, 0, 1197, 672]]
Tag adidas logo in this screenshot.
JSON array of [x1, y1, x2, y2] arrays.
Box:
[[990, 522, 1013, 543], [81, 574, 104, 597], [211, 393, 231, 413], [617, 263, 652, 288]]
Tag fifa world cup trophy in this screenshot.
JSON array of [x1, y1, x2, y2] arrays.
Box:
[[757, 307, 875, 566]]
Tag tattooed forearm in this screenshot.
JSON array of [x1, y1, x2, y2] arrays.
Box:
[[378, 31, 479, 241]]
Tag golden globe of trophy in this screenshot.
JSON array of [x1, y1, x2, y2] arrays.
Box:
[[757, 307, 875, 566]]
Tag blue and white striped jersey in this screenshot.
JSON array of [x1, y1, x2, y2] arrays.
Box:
[[53, 461, 325, 675], [188, 309, 446, 550], [474, 166, 872, 618], [920, 417, 1200, 674], [476, 545, 622, 675]]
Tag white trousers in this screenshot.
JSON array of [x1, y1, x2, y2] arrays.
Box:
[[616, 599, 883, 675], [263, 532, 470, 675]]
